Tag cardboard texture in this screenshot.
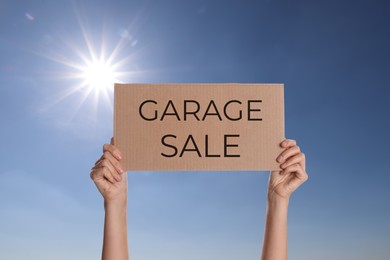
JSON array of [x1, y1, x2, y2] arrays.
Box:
[[114, 83, 284, 171]]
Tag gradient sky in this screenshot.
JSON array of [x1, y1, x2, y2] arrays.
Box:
[[1, 0, 389, 259]]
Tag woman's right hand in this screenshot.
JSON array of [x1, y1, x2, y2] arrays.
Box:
[[90, 138, 128, 206]]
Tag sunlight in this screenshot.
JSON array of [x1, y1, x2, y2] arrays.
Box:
[[81, 59, 116, 93], [36, 19, 144, 124]]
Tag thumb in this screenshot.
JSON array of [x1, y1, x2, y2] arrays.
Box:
[[111, 137, 115, 145]]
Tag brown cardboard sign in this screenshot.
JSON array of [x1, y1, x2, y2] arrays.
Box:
[[114, 83, 284, 171]]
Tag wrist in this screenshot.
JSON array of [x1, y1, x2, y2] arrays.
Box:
[[104, 198, 127, 213], [267, 192, 290, 210]]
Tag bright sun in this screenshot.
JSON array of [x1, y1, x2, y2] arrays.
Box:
[[81, 60, 116, 92], [39, 23, 141, 121]]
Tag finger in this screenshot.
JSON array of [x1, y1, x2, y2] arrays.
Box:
[[277, 145, 300, 163], [90, 165, 115, 184], [92, 153, 109, 169], [103, 143, 123, 160], [282, 163, 308, 182], [102, 151, 124, 175], [92, 159, 120, 181], [281, 139, 296, 148], [280, 152, 305, 169], [94, 156, 104, 166], [90, 168, 101, 182], [111, 137, 114, 145], [283, 166, 308, 194], [94, 159, 101, 166], [100, 160, 122, 182], [94, 161, 121, 183]]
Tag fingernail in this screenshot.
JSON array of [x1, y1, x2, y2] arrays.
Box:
[[277, 156, 284, 163], [117, 175, 122, 181], [116, 152, 123, 160], [118, 166, 124, 174]]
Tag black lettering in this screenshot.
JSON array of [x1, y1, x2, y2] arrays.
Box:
[[224, 100, 242, 121], [202, 100, 222, 121], [224, 134, 240, 157], [139, 100, 157, 121], [161, 134, 178, 157], [161, 100, 181, 121], [205, 134, 221, 157], [179, 135, 202, 157], [248, 100, 262, 121], [184, 100, 200, 121]]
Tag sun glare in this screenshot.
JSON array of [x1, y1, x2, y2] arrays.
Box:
[[38, 27, 142, 121], [81, 60, 116, 92], [36, 11, 148, 127]]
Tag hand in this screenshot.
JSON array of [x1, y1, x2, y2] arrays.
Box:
[[267, 139, 308, 202], [90, 138, 128, 206]]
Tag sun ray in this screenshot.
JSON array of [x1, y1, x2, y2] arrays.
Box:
[[65, 84, 96, 124], [33, 3, 155, 130]]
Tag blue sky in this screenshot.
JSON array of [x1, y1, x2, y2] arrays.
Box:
[[0, 0, 389, 259]]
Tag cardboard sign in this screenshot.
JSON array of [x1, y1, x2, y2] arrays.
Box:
[[114, 83, 284, 171]]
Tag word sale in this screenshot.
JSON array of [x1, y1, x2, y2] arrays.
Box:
[[161, 134, 240, 158]]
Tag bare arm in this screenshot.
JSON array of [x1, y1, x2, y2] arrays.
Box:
[[261, 139, 308, 260], [102, 199, 128, 260], [90, 138, 129, 260]]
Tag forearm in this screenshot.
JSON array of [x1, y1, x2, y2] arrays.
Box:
[[261, 196, 289, 260], [102, 201, 129, 260]]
